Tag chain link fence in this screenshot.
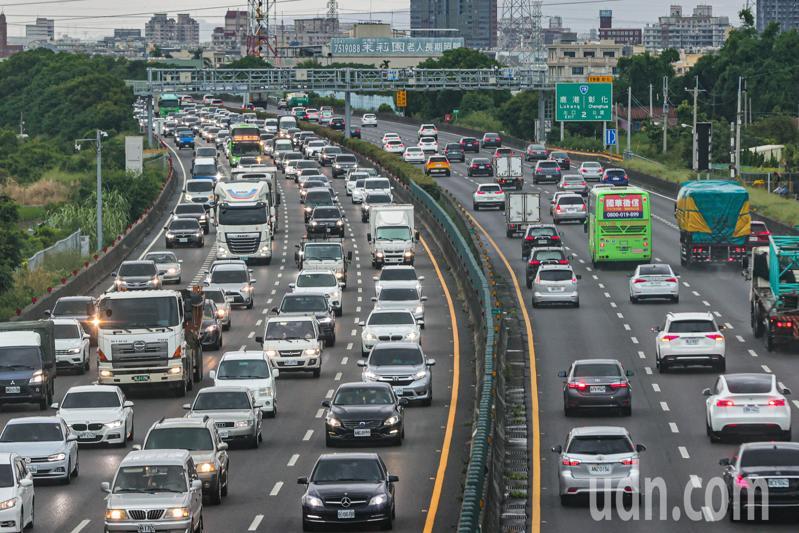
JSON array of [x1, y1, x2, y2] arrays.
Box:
[[25, 230, 88, 272]]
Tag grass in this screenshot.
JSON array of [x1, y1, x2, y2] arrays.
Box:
[[2, 178, 72, 206], [39, 168, 87, 185], [17, 205, 47, 223], [456, 111, 504, 133]]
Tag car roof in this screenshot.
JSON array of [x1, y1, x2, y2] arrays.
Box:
[[121, 260, 155, 266], [722, 373, 774, 383], [211, 262, 247, 271], [532, 246, 565, 252], [382, 265, 416, 271], [267, 315, 315, 323], [337, 381, 393, 391], [372, 342, 421, 351], [100, 290, 179, 300], [120, 449, 191, 467], [569, 426, 630, 437], [219, 351, 268, 361], [537, 264, 573, 272], [666, 312, 714, 321], [194, 157, 216, 165], [739, 442, 799, 453], [571, 358, 622, 366], [56, 295, 94, 302], [52, 317, 83, 326], [152, 417, 210, 429], [6, 416, 63, 425], [64, 384, 120, 394], [555, 193, 583, 201], [195, 385, 251, 394], [316, 452, 381, 462]]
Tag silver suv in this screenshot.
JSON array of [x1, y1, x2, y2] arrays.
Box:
[[113, 260, 162, 291], [532, 264, 580, 308], [357, 342, 436, 406], [184, 386, 263, 448], [102, 449, 204, 532], [203, 260, 256, 309]]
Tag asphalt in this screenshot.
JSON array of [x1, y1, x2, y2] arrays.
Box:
[[0, 131, 472, 532], [354, 117, 799, 531]]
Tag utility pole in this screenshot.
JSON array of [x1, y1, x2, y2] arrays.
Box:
[[730, 122, 735, 178], [649, 83, 653, 118], [627, 86, 632, 155], [18, 113, 24, 137], [662, 76, 668, 154], [75, 130, 108, 252], [687, 76, 705, 172], [735, 76, 743, 178]]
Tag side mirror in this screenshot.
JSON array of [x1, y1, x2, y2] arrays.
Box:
[[272, 369, 279, 378], [373, 276, 379, 281], [583, 220, 588, 233], [289, 283, 296, 290], [651, 326, 662, 333], [43, 309, 52, 317], [209, 370, 217, 380], [367, 233, 372, 242], [67, 434, 78, 442], [321, 400, 331, 408], [427, 358, 436, 366], [635, 444, 647, 453], [218, 442, 228, 451], [418, 276, 425, 281], [191, 479, 203, 491], [111, 272, 116, 277], [100, 481, 111, 493], [256, 336, 264, 344], [19, 478, 33, 488], [399, 398, 409, 406], [783, 387, 792, 395], [132, 444, 142, 451], [551, 445, 563, 454], [295, 244, 300, 249], [83, 333, 90, 340], [557, 371, 567, 378], [297, 476, 309, 485], [359, 321, 366, 327], [371, 297, 377, 302], [421, 296, 428, 301], [702, 388, 712, 396], [388, 474, 399, 483], [50, 402, 59, 409], [357, 360, 367, 367], [576, 274, 582, 280], [182, 403, 191, 410], [719, 458, 731, 466], [123, 400, 134, 408], [415, 230, 421, 241]]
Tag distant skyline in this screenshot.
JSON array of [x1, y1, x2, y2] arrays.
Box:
[[1, 0, 747, 39]]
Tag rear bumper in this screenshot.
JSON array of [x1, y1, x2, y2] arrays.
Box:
[[659, 353, 724, 367], [533, 290, 579, 304]]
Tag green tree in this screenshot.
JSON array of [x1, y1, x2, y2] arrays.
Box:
[[0, 195, 21, 293], [223, 56, 272, 69], [739, 7, 755, 27], [459, 92, 494, 115], [496, 91, 539, 139]]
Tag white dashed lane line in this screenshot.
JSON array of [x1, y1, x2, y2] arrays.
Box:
[[287, 454, 299, 467], [248, 515, 264, 531], [748, 349, 759, 357], [678, 446, 690, 459], [269, 482, 284, 496], [302, 430, 314, 441], [660, 401, 670, 412], [669, 423, 679, 433]]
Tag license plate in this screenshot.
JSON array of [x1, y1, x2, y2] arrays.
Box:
[[78, 432, 96, 439], [326, 227, 331, 233], [589, 386, 605, 393], [137, 525, 156, 533], [240, 256, 249, 262], [589, 465, 612, 475], [394, 387, 405, 396], [337, 509, 355, 519], [178, 238, 188, 243], [354, 428, 371, 437], [768, 478, 789, 489], [743, 405, 760, 414], [684, 338, 700, 345], [750, 236, 758, 242], [549, 287, 565, 292], [283, 359, 299, 366], [132, 375, 150, 382], [225, 296, 234, 303], [219, 430, 229, 439], [4, 386, 19, 394]]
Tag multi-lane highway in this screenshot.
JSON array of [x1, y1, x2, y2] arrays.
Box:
[[352, 116, 799, 531], [0, 127, 472, 532]]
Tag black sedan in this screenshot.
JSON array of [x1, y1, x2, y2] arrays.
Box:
[[322, 382, 406, 446], [521, 224, 562, 259], [467, 158, 493, 177], [443, 143, 465, 162], [459, 137, 480, 152], [559, 358, 633, 416], [329, 117, 345, 130], [199, 300, 223, 350], [306, 206, 345, 238], [298, 453, 398, 531], [164, 218, 204, 248]]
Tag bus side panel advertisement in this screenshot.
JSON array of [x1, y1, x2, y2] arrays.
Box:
[[602, 194, 643, 219]]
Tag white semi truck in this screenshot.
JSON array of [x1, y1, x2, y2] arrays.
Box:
[[214, 181, 274, 264]]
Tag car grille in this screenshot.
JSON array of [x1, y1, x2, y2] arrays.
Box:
[[191, 198, 207, 203], [324, 497, 368, 506], [378, 376, 415, 386], [56, 349, 75, 356], [342, 419, 383, 429], [226, 233, 260, 254], [111, 341, 169, 368], [378, 335, 404, 341], [170, 232, 197, 239], [128, 510, 165, 520], [279, 350, 303, 357], [28, 456, 53, 464], [71, 423, 105, 431], [216, 421, 234, 428]]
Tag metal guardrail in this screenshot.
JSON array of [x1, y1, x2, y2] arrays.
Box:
[[25, 229, 86, 272]]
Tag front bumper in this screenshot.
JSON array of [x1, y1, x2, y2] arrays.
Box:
[[0, 384, 46, 405], [303, 504, 391, 526], [307, 224, 345, 237], [217, 244, 272, 261], [373, 251, 414, 266], [57, 352, 85, 369], [98, 365, 184, 386], [325, 422, 402, 443], [104, 518, 193, 532], [269, 356, 320, 372], [213, 421, 257, 441], [0, 508, 22, 533], [26, 457, 70, 480], [69, 422, 126, 444], [199, 328, 222, 348]]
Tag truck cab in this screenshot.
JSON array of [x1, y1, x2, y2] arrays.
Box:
[[214, 181, 274, 265], [295, 242, 352, 288], [367, 205, 419, 268]]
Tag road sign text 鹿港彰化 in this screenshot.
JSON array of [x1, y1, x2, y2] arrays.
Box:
[[556, 83, 613, 122]]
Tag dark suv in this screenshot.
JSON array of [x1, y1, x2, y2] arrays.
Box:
[[459, 137, 480, 152], [443, 143, 465, 162], [526, 247, 569, 288], [482, 132, 502, 148], [533, 160, 562, 184], [274, 293, 337, 346], [521, 224, 561, 259]]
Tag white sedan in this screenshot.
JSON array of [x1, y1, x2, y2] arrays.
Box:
[[383, 139, 405, 154], [361, 113, 378, 127], [0, 452, 34, 531], [472, 183, 506, 211], [704, 373, 791, 442], [403, 147, 426, 164], [417, 137, 438, 153], [629, 263, 679, 303], [654, 312, 726, 373], [359, 309, 421, 357], [381, 132, 401, 144], [53, 385, 135, 446]]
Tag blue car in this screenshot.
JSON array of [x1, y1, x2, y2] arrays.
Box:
[[176, 128, 195, 149], [601, 168, 629, 186]]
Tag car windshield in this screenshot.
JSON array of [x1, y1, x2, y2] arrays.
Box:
[[306, 191, 333, 204], [54, 323, 81, 339], [726, 375, 772, 394], [365, 180, 390, 190], [187, 181, 213, 193], [144, 428, 213, 451], [568, 435, 633, 455], [196, 148, 216, 157], [169, 220, 200, 231], [312, 458, 383, 483], [668, 320, 716, 333], [61, 391, 120, 409], [529, 144, 545, 150], [335, 156, 357, 164], [334, 387, 394, 405], [193, 391, 250, 410], [573, 364, 621, 377], [563, 176, 583, 183], [314, 208, 340, 219], [379, 288, 419, 302], [528, 227, 556, 237], [473, 159, 490, 164], [366, 194, 391, 204], [558, 197, 584, 206], [539, 161, 559, 169], [638, 265, 673, 276], [297, 273, 337, 288], [480, 185, 502, 193], [0, 423, 62, 442], [368, 312, 414, 326], [146, 253, 178, 264], [380, 269, 416, 281], [217, 359, 270, 379], [264, 320, 315, 340], [304, 245, 341, 261], [193, 164, 216, 177], [583, 162, 601, 168], [371, 347, 423, 366], [406, 148, 422, 153], [113, 465, 187, 494], [323, 147, 342, 155], [538, 270, 573, 282], [210, 269, 247, 284], [741, 448, 799, 468], [232, 144, 261, 157], [97, 296, 180, 328], [204, 290, 226, 305], [376, 227, 411, 241], [281, 295, 327, 313], [218, 205, 269, 225], [52, 299, 93, 316], [429, 157, 447, 163], [119, 263, 155, 276], [534, 251, 565, 261]]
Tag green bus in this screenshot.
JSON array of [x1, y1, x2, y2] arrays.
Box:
[[286, 92, 309, 107], [227, 123, 262, 167], [157, 93, 181, 118], [587, 186, 652, 265]]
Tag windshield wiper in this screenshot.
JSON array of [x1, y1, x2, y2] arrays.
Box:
[[0, 364, 35, 370], [145, 488, 185, 493]]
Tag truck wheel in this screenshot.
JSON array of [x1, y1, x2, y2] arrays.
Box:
[[766, 333, 775, 352], [193, 358, 203, 383], [752, 305, 765, 338], [174, 379, 188, 398]]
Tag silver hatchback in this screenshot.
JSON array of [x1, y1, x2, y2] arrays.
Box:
[[532, 265, 580, 307], [357, 342, 436, 406], [552, 426, 645, 505]]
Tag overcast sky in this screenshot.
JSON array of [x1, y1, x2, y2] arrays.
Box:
[[2, 0, 747, 39]]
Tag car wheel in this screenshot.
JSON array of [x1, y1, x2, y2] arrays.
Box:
[[672, 295, 679, 304], [783, 429, 792, 441], [221, 471, 228, 496], [630, 295, 638, 304], [707, 420, 721, 443], [312, 368, 321, 378], [380, 516, 393, 530], [473, 204, 479, 210], [127, 416, 134, 441], [302, 519, 316, 532], [716, 360, 726, 373], [335, 307, 343, 317], [325, 434, 335, 447], [246, 299, 254, 310], [621, 406, 632, 417], [526, 278, 532, 289], [250, 430, 260, 449], [657, 360, 667, 374], [223, 321, 230, 331], [208, 479, 223, 505], [560, 494, 570, 506], [63, 460, 72, 485], [174, 378, 188, 398]]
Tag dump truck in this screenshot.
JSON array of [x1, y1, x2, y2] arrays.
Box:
[[748, 236, 799, 352], [675, 180, 751, 267]]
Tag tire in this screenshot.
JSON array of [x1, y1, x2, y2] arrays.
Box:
[[560, 494, 570, 506], [672, 295, 679, 304], [325, 434, 334, 447], [335, 307, 343, 317], [783, 429, 792, 441], [174, 379, 188, 398], [767, 333, 775, 352], [193, 355, 203, 382], [473, 204, 479, 210], [573, 299, 580, 308], [752, 305, 765, 338], [246, 299, 254, 310], [221, 471, 228, 496], [312, 368, 321, 378], [63, 460, 72, 485], [657, 360, 667, 374], [250, 430, 260, 449], [208, 479, 223, 505], [564, 406, 573, 417], [716, 360, 726, 373], [707, 420, 721, 443], [630, 295, 638, 304], [380, 517, 393, 530], [303, 519, 316, 532], [526, 278, 532, 289], [326, 334, 336, 347], [127, 416, 134, 441], [621, 406, 632, 417]]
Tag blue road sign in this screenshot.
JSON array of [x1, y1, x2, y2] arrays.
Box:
[[605, 128, 617, 146]]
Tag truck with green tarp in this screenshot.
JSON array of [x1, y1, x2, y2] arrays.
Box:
[[675, 180, 751, 267]]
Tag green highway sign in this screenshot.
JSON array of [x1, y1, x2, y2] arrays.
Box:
[[556, 82, 613, 122]]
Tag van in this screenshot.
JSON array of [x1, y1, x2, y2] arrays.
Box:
[[0, 320, 57, 410]]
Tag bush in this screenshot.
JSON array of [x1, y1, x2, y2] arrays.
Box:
[[457, 111, 504, 133], [377, 103, 394, 114]]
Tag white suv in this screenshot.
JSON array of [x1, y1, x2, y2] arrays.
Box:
[[210, 351, 279, 417], [290, 270, 343, 316], [359, 309, 421, 357], [257, 317, 323, 377], [361, 113, 378, 127], [654, 312, 726, 373], [418, 123, 438, 139]]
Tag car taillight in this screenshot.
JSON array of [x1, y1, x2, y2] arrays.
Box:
[[579, 168, 586, 173], [619, 458, 638, 465], [769, 399, 786, 407], [568, 381, 587, 390], [610, 382, 628, 390], [562, 457, 581, 466], [97, 349, 108, 362], [550, 235, 560, 241], [529, 259, 541, 266], [757, 231, 771, 236], [716, 399, 735, 407], [525, 235, 535, 241], [664, 277, 678, 283], [775, 320, 792, 328], [633, 278, 647, 284], [661, 334, 680, 341], [556, 206, 562, 212], [558, 259, 569, 265], [706, 334, 724, 341], [477, 191, 485, 195]]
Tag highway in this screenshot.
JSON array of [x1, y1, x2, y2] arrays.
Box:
[[352, 116, 799, 531], [0, 129, 472, 532]]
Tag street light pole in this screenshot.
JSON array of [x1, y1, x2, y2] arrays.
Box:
[[75, 130, 108, 252]]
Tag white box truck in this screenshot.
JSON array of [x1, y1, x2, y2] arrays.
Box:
[[367, 205, 418, 268], [495, 155, 524, 190], [505, 192, 541, 237], [214, 181, 274, 264]]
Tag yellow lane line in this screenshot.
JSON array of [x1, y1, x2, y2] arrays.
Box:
[[420, 235, 460, 533], [461, 210, 541, 533]]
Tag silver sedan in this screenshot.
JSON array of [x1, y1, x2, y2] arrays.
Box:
[[629, 263, 680, 303], [578, 161, 604, 181]]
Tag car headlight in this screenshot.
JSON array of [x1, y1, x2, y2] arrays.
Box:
[[404, 250, 414, 257], [336, 220, 343, 225], [311, 221, 318, 226], [305, 495, 324, 508], [29, 370, 44, 384], [234, 419, 253, 428], [365, 332, 376, 341], [369, 494, 388, 506], [331, 290, 341, 301], [375, 251, 385, 258], [304, 347, 320, 356], [205, 325, 217, 333], [335, 271, 344, 279], [258, 386, 273, 397], [384, 415, 400, 426], [47, 452, 66, 462], [305, 207, 312, 212], [406, 330, 419, 341], [67, 347, 82, 354], [0, 498, 17, 510], [363, 370, 378, 380], [167, 267, 177, 275], [241, 285, 253, 292], [265, 350, 278, 357], [165, 231, 175, 239], [415, 305, 424, 314], [326, 416, 341, 428], [105, 509, 127, 521], [413, 369, 428, 380], [164, 507, 190, 520], [105, 420, 124, 429], [317, 316, 332, 323], [197, 462, 216, 473]]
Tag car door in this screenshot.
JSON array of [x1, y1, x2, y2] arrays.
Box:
[[187, 460, 202, 526], [62, 421, 77, 467], [77, 323, 89, 363], [213, 428, 229, 476], [14, 458, 33, 518], [119, 390, 133, 436]]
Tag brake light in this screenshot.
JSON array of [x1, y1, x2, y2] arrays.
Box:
[[471, 164, 479, 169], [562, 457, 581, 466], [716, 399, 735, 407], [757, 231, 771, 236], [774, 321, 792, 328], [735, 474, 751, 489], [97, 349, 108, 362], [172, 346, 182, 359], [579, 168, 586, 172], [550, 235, 560, 241], [664, 277, 678, 283], [661, 334, 680, 341], [633, 278, 647, 284], [558, 259, 569, 265], [477, 191, 485, 195], [568, 381, 587, 390], [769, 399, 786, 407], [525, 235, 535, 241], [610, 382, 628, 390], [556, 206, 562, 213], [706, 333, 724, 341], [529, 259, 541, 266], [620, 458, 638, 465]]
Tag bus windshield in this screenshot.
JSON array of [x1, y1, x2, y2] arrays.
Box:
[[232, 143, 261, 157]]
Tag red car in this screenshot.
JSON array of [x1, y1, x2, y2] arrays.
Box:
[[482, 132, 502, 148], [459, 137, 480, 152], [749, 221, 771, 245]]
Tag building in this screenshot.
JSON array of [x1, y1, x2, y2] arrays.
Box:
[[757, 0, 799, 32], [0, 12, 23, 58], [598, 9, 642, 45], [543, 17, 577, 45], [25, 17, 54, 42], [176, 14, 199, 46], [410, 0, 497, 49], [212, 10, 248, 52], [113, 29, 141, 40], [643, 5, 730, 52], [279, 17, 343, 49], [546, 40, 627, 82], [144, 13, 199, 46]]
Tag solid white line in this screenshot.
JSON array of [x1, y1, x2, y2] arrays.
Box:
[[138, 142, 188, 259], [652, 383, 660, 392], [269, 481, 284, 496], [762, 365, 772, 373], [660, 401, 670, 411], [302, 430, 314, 441], [287, 454, 299, 467], [678, 446, 690, 459], [70, 520, 91, 533], [248, 515, 264, 531], [669, 422, 679, 433]]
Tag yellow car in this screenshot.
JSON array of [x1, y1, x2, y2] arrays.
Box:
[[424, 155, 451, 176]]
